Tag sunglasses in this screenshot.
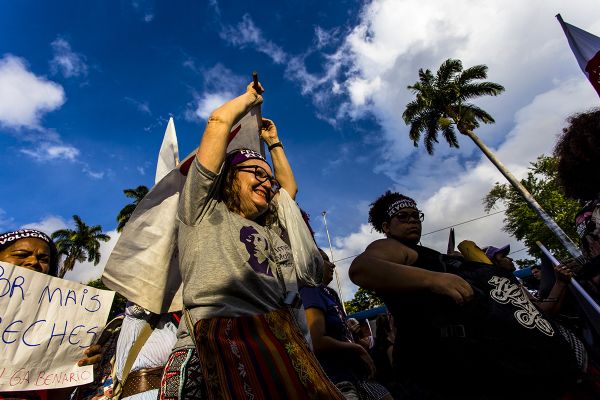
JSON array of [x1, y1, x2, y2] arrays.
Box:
[[393, 211, 425, 223], [235, 165, 281, 192]]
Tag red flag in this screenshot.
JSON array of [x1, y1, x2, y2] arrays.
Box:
[[557, 14, 600, 98]]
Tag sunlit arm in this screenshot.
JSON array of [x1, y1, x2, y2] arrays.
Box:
[[197, 82, 263, 174], [261, 118, 297, 199]]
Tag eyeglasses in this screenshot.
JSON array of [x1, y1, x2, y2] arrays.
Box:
[[393, 211, 424, 223], [236, 166, 281, 192]]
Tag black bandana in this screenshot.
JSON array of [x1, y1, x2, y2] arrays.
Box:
[[386, 199, 418, 218], [0, 229, 52, 250]]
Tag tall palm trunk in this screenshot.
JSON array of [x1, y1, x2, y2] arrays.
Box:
[[59, 255, 76, 278], [463, 129, 582, 259]]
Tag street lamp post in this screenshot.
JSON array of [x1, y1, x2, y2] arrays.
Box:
[[321, 211, 346, 313]]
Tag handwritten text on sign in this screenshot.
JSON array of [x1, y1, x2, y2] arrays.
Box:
[[0, 262, 115, 391]]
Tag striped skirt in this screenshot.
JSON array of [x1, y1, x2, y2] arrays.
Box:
[[194, 308, 344, 400]]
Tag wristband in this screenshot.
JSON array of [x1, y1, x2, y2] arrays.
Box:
[[268, 142, 283, 151]]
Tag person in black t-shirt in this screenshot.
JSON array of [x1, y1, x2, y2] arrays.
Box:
[[350, 191, 579, 399]]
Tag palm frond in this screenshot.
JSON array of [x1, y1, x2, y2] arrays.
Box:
[[424, 113, 441, 154], [457, 64, 488, 84], [408, 113, 427, 144], [459, 82, 505, 100], [441, 125, 460, 149], [403, 99, 424, 123], [436, 59, 462, 84], [464, 104, 496, 124], [123, 185, 149, 202]]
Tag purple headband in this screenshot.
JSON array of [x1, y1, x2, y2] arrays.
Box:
[[228, 148, 267, 167], [0, 229, 52, 250]]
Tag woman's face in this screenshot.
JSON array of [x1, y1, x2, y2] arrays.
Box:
[[234, 159, 274, 220], [0, 238, 51, 274]]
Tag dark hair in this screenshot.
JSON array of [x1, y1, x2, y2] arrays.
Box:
[[300, 209, 316, 239], [219, 153, 277, 226], [554, 108, 600, 200], [368, 190, 418, 233], [374, 313, 393, 347], [0, 230, 59, 277]]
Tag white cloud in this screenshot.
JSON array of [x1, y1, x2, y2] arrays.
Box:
[[0, 54, 65, 129], [130, 0, 155, 23], [220, 14, 287, 64], [124, 96, 152, 115], [20, 142, 80, 161], [21, 215, 69, 235], [83, 166, 105, 179], [185, 64, 244, 121], [49, 38, 89, 78], [208, 0, 221, 17], [0, 209, 14, 232], [314, 26, 340, 50], [189, 92, 232, 120], [64, 230, 120, 284]]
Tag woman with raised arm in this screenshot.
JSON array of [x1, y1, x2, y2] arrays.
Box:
[[158, 82, 343, 399]]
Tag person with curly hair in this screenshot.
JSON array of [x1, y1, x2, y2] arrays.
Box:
[[350, 191, 580, 398], [158, 81, 343, 399], [555, 108, 600, 201], [555, 109, 600, 285]]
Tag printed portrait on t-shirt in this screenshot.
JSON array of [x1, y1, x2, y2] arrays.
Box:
[[240, 226, 272, 276]]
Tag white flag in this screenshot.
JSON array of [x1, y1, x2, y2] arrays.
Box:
[[155, 117, 180, 184], [557, 14, 600, 98]]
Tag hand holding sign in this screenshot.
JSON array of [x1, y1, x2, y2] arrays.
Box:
[[0, 262, 114, 392]]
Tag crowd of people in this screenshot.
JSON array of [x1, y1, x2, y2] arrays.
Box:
[[2, 84, 600, 400]]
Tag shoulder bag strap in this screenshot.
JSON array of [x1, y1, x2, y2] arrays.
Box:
[[183, 306, 204, 361], [119, 314, 160, 388]]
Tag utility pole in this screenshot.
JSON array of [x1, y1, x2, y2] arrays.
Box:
[[322, 211, 346, 313]]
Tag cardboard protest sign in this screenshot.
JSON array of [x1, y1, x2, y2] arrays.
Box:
[[0, 262, 115, 391]]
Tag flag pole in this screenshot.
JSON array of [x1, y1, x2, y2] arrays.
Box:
[[322, 211, 346, 313]]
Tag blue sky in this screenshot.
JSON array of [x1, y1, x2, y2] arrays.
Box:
[[1, 0, 599, 300]]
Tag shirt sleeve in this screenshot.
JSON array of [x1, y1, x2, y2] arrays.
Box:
[[299, 286, 328, 312], [178, 157, 222, 226]]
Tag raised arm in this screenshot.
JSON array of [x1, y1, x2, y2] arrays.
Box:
[[349, 239, 474, 304], [261, 118, 298, 199], [197, 82, 264, 173]]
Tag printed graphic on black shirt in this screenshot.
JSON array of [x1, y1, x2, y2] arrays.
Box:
[[488, 276, 554, 336]]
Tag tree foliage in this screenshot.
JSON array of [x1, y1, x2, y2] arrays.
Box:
[[344, 287, 384, 315], [403, 58, 505, 154], [86, 278, 127, 320], [483, 155, 581, 261], [117, 185, 149, 232], [52, 215, 111, 278]]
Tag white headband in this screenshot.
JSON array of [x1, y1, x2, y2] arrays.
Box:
[[387, 199, 418, 218]]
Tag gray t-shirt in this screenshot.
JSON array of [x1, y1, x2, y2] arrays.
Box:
[[175, 158, 296, 349]]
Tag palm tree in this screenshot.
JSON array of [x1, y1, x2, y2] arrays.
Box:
[[116, 185, 149, 232], [403, 58, 581, 258], [52, 215, 111, 278]]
